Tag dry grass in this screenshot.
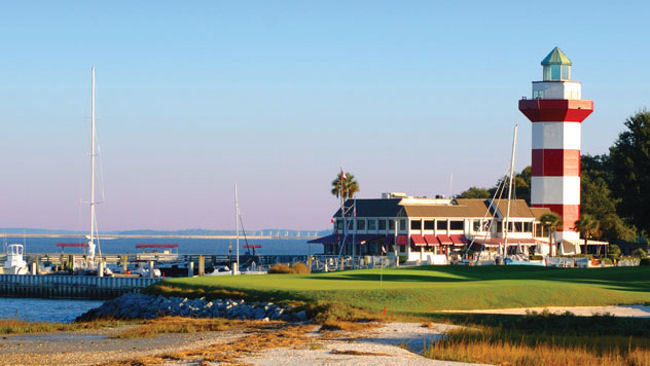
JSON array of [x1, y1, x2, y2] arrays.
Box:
[[330, 349, 390, 356], [0, 318, 129, 335], [103, 323, 314, 365], [111, 316, 239, 339], [319, 320, 381, 332], [425, 327, 650, 366], [268, 262, 310, 274]]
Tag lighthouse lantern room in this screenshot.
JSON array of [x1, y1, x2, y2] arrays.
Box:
[[519, 47, 594, 252]]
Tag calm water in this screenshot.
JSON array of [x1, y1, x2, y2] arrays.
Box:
[[0, 297, 103, 323], [6, 237, 323, 256]]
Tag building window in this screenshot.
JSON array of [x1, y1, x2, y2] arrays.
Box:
[[388, 219, 395, 230], [368, 219, 377, 230], [473, 220, 480, 232], [450, 220, 464, 231], [515, 222, 523, 232], [378, 219, 386, 231], [507, 222, 514, 232], [336, 219, 343, 230], [424, 220, 435, 230], [411, 220, 422, 230], [497, 221, 503, 233], [347, 220, 354, 230], [436, 220, 447, 230], [524, 222, 532, 232], [399, 219, 407, 231], [356, 219, 365, 231]]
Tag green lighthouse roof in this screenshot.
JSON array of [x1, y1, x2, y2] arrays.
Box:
[[541, 47, 572, 66]]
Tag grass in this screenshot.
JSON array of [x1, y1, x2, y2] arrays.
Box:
[[422, 311, 650, 366], [146, 265, 650, 321], [110, 316, 238, 339], [0, 318, 129, 335]]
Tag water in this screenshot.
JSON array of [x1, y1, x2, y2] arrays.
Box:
[[6, 237, 323, 256], [0, 297, 102, 323]]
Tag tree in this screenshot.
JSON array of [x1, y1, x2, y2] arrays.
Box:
[[330, 172, 359, 200], [574, 214, 600, 255], [540, 212, 562, 247], [580, 173, 636, 242], [608, 244, 622, 262], [457, 187, 491, 199], [609, 110, 650, 235]]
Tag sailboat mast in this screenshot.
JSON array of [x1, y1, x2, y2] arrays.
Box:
[[88, 66, 97, 261], [234, 183, 240, 273], [503, 123, 518, 257]]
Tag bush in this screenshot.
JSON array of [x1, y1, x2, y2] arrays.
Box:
[[632, 248, 648, 259], [268, 262, 310, 274], [268, 264, 292, 274], [399, 255, 408, 264], [640, 258, 650, 266], [290, 262, 310, 274], [608, 244, 621, 261], [601, 258, 613, 265]]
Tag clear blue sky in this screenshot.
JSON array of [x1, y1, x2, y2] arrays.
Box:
[[0, 1, 648, 231]]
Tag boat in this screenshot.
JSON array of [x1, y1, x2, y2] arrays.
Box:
[[2, 243, 29, 275]]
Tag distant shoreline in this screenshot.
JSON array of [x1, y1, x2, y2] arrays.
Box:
[[2, 233, 317, 240]]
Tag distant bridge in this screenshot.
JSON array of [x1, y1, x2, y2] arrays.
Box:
[[3, 233, 320, 240]]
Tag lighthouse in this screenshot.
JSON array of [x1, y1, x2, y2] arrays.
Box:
[[519, 47, 593, 248]]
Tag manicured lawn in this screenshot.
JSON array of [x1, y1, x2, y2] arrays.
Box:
[[148, 265, 650, 318]]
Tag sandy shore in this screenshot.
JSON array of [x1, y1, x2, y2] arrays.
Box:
[[0, 322, 481, 366], [445, 304, 650, 317]]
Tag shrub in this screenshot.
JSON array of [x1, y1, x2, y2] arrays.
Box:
[[608, 244, 621, 261], [268, 264, 292, 274], [398, 255, 408, 264], [640, 258, 650, 266], [632, 248, 648, 259], [601, 258, 613, 265], [290, 262, 310, 274], [268, 262, 310, 274]]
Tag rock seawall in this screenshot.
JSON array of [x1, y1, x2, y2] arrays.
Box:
[[76, 293, 309, 322]]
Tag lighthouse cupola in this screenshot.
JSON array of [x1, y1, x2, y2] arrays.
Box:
[[542, 47, 572, 81]]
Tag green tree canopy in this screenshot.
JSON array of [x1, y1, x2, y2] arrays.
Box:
[[609, 110, 650, 235], [457, 186, 491, 199]]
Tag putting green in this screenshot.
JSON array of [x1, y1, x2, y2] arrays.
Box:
[[150, 266, 650, 316]]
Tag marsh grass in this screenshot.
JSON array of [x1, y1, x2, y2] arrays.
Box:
[[110, 316, 239, 339], [425, 312, 650, 366], [0, 318, 128, 335]]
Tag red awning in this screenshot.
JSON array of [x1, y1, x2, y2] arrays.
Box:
[[411, 234, 427, 247], [436, 234, 453, 245], [450, 235, 468, 246], [397, 234, 408, 246], [423, 234, 439, 246]]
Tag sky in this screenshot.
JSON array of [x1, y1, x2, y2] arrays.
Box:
[[0, 1, 649, 231]]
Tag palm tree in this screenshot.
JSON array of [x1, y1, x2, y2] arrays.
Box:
[[540, 212, 562, 254], [331, 172, 360, 200], [574, 214, 601, 255]]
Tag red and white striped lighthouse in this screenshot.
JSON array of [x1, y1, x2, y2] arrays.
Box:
[[519, 47, 593, 245]]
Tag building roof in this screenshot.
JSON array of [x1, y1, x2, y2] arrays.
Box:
[[541, 47, 572, 66], [530, 207, 553, 221], [333, 198, 537, 219]]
